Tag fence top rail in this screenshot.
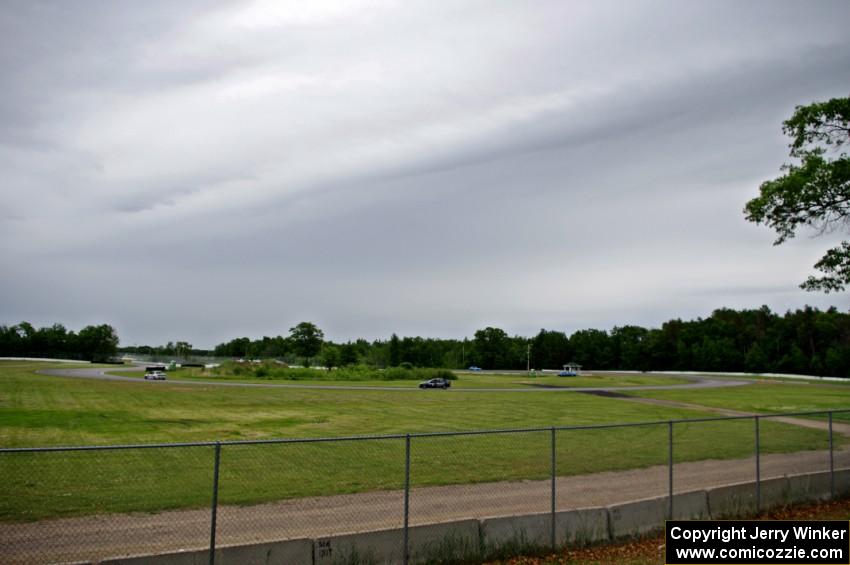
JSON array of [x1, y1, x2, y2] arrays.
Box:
[[3, 408, 849, 453]]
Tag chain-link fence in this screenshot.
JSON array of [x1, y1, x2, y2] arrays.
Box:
[[1, 409, 848, 564]]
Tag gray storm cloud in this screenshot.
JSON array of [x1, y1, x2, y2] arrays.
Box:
[[1, 0, 848, 347]]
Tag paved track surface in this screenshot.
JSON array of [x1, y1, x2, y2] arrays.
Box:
[[38, 366, 753, 392]]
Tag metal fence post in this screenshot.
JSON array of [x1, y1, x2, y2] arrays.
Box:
[[209, 441, 222, 565], [829, 412, 835, 499], [403, 434, 411, 565], [754, 416, 760, 514], [668, 421, 673, 520], [550, 427, 556, 550]]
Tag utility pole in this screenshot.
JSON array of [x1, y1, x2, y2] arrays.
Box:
[[527, 343, 531, 373]]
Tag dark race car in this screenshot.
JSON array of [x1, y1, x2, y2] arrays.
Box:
[[418, 378, 451, 389]]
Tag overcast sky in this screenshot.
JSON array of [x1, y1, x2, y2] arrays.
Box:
[[1, 1, 849, 348]]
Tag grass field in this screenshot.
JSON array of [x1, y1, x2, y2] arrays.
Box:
[[629, 379, 850, 421], [1, 361, 848, 521], [2, 364, 708, 446], [108, 367, 691, 389]]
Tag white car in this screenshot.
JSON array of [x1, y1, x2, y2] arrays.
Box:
[[144, 371, 167, 381]]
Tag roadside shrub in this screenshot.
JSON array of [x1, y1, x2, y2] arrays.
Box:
[[210, 362, 456, 382], [378, 367, 456, 381], [430, 369, 457, 380]]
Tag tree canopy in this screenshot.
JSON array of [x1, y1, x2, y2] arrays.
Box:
[[76, 324, 120, 362], [744, 96, 850, 292], [289, 321, 324, 367], [22, 305, 846, 378], [0, 322, 119, 361], [199, 308, 850, 377]]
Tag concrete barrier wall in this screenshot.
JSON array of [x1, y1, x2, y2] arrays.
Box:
[[481, 512, 551, 551], [606, 491, 709, 539], [314, 520, 480, 565], [100, 538, 312, 565], [787, 471, 833, 505], [100, 549, 207, 565], [97, 472, 848, 565], [557, 507, 609, 546], [408, 520, 481, 564], [608, 496, 666, 538], [479, 507, 609, 557], [707, 476, 788, 518], [607, 490, 711, 539], [314, 527, 404, 565], [0, 357, 90, 363], [214, 539, 313, 565], [672, 490, 709, 521], [836, 469, 850, 496]]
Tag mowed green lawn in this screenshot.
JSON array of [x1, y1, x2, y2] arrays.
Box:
[[0, 362, 843, 521], [3, 364, 701, 447], [629, 379, 850, 421], [108, 367, 690, 389]]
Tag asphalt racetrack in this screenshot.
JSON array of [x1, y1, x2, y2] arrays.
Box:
[[38, 365, 753, 392]]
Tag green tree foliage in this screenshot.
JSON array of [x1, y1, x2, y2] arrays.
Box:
[[289, 321, 324, 367], [156, 306, 850, 378], [338, 342, 360, 366], [213, 337, 250, 357], [471, 327, 510, 370], [610, 326, 650, 371], [174, 341, 192, 359], [568, 329, 613, 369], [0, 321, 122, 362], [531, 329, 571, 370], [251, 336, 289, 358], [744, 343, 768, 373], [388, 333, 401, 366], [210, 336, 291, 358], [75, 324, 120, 362], [0, 322, 76, 359], [745, 96, 850, 292], [122, 341, 212, 359], [321, 344, 340, 370]]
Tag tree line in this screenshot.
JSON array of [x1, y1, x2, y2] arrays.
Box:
[[7, 306, 850, 377], [203, 306, 850, 377], [0, 322, 119, 362]]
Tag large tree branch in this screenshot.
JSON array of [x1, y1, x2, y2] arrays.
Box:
[[800, 242, 850, 293], [747, 96, 850, 292]]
